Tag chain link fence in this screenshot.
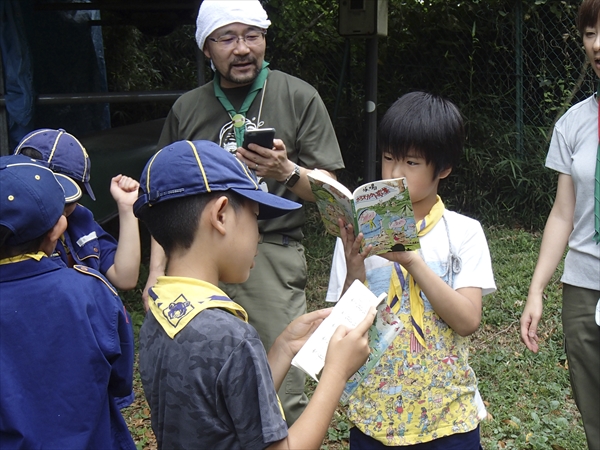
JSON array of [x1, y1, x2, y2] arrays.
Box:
[[108, 0, 592, 149], [104, 0, 594, 226]]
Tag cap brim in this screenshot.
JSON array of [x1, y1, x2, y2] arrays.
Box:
[[54, 173, 83, 204], [231, 188, 301, 220], [84, 181, 96, 201]]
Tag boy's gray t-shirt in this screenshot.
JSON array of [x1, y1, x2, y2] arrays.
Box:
[[139, 307, 288, 449], [546, 94, 600, 291]]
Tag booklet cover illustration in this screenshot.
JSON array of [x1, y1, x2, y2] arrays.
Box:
[[308, 170, 420, 254]]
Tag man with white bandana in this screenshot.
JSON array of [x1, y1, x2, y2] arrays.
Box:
[[142, 0, 344, 425]]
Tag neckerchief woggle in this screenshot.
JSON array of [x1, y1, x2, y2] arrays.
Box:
[[594, 81, 600, 244], [148, 276, 248, 339], [0, 251, 46, 265], [387, 196, 445, 349], [213, 61, 270, 148]]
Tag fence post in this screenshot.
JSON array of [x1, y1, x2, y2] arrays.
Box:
[[515, 0, 524, 157], [364, 37, 378, 183]]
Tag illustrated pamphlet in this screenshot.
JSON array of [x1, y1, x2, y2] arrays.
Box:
[[291, 280, 386, 382], [340, 301, 404, 403], [307, 170, 420, 254]]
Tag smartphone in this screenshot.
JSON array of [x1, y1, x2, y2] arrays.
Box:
[[242, 128, 276, 150]]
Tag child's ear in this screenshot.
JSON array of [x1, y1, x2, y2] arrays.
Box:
[[438, 167, 452, 180], [208, 195, 230, 236], [41, 215, 68, 256], [48, 215, 68, 241]]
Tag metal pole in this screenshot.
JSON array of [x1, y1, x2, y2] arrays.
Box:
[[0, 91, 186, 106], [515, 0, 524, 156], [0, 45, 9, 156], [364, 37, 378, 182], [334, 38, 351, 121]]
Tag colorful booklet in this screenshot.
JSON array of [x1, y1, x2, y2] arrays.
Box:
[[340, 301, 404, 404], [291, 280, 386, 382], [307, 170, 420, 254]]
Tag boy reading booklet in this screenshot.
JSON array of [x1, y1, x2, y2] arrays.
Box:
[[327, 92, 496, 448], [307, 170, 420, 254], [134, 140, 375, 450]]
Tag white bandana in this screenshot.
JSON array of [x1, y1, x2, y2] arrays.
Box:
[[195, 0, 271, 50]]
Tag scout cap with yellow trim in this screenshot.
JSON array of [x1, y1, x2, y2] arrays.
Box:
[[14, 128, 95, 200], [134, 140, 300, 220], [0, 155, 82, 245]]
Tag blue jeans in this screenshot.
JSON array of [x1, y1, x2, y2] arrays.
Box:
[[349, 425, 483, 450]]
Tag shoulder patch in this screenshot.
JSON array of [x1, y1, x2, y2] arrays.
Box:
[[73, 264, 118, 296]]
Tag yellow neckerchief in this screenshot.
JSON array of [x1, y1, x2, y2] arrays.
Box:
[[148, 276, 249, 339], [388, 196, 445, 348], [59, 234, 71, 255], [148, 276, 288, 420], [0, 251, 46, 265]]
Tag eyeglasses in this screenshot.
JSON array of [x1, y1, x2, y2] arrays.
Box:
[[207, 31, 266, 49]]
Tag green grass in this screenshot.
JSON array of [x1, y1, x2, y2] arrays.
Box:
[[120, 204, 587, 450]]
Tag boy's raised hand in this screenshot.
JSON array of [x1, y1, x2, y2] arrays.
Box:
[[322, 306, 376, 381], [110, 175, 140, 208]]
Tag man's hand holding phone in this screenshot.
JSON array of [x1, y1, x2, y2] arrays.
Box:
[[236, 128, 296, 183], [242, 128, 276, 151]]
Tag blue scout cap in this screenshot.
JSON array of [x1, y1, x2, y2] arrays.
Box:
[[14, 128, 96, 200], [0, 155, 81, 245], [134, 140, 301, 220]]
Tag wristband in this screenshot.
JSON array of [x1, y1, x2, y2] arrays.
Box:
[[283, 164, 301, 187]]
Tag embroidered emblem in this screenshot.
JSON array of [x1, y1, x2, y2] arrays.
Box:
[[163, 294, 194, 327]]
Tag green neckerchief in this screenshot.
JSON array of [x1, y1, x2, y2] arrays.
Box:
[[213, 61, 270, 148], [594, 81, 600, 244]]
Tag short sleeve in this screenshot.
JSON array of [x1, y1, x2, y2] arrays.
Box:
[[296, 92, 344, 172], [545, 125, 572, 175], [216, 338, 288, 449], [453, 220, 496, 296]]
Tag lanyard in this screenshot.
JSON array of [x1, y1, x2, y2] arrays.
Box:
[[595, 82, 600, 243], [213, 62, 269, 148]]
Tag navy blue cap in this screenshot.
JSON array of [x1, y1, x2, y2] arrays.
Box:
[[0, 155, 81, 245], [14, 128, 96, 200], [134, 140, 301, 220]]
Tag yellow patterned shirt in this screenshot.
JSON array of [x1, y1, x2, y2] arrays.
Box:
[[346, 274, 480, 445], [345, 209, 495, 445]]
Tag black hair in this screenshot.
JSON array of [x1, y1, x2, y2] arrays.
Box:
[[578, 0, 600, 35], [378, 91, 465, 178], [0, 226, 46, 259], [18, 147, 43, 160], [136, 191, 245, 258]]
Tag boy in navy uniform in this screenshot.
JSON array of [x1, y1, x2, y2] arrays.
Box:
[[134, 140, 375, 449], [0, 155, 135, 449], [14, 128, 141, 291]]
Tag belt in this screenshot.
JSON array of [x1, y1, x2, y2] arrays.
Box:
[[259, 233, 294, 246]]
